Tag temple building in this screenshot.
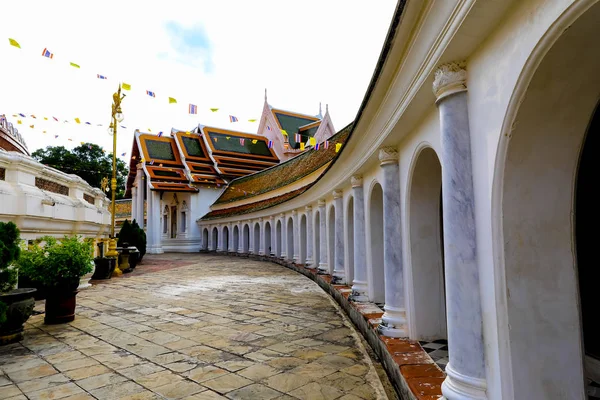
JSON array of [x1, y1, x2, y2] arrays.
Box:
[[0, 114, 110, 240], [124, 97, 335, 253], [196, 0, 600, 399]]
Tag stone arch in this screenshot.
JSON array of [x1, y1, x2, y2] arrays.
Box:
[[328, 204, 335, 275], [233, 225, 239, 252], [264, 221, 272, 255], [202, 228, 209, 250], [494, 3, 600, 397], [243, 224, 250, 253], [276, 219, 282, 257], [253, 222, 260, 254], [287, 216, 294, 261], [368, 181, 385, 304], [300, 213, 307, 264], [211, 227, 218, 251], [222, 225, 229, 252], [407, 146, 445, 340], [345, 195, 354, 286]]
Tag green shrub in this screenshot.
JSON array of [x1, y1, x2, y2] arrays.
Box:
[[0, 221, 21, 293], [118, 219, 146, 262], [18, 236, 93, 289]]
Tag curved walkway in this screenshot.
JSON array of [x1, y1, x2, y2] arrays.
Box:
[[0, 254, 393, 400]]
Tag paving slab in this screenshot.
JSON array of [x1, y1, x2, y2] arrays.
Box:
[[0, 253, 392, 399]]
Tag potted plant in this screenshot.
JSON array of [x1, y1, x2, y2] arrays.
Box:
[[117, 219, 146, 269], [91, 240, 116, 280], [18, 235, 93, 324], [0, 222, 36, 345]]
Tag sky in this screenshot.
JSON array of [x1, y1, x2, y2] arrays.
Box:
[[0, 1, 397, 160]]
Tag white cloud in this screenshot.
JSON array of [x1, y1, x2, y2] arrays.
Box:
[[0, 0, 397, 158]]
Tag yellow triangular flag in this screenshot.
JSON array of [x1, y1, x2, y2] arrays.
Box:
[[43, 117, 48, 120], [148, 128, 152, 132], [248, 119, 257, 122], [309, 137, 316, 146], [210, 108, 219, 112], [17, 120, 22, 124], [226, 136, 230, 140], [29, 124, 34, 128], [8, 38, 21, 48], [122, 83, 131, 90], [169, 97, 177, 104], [140, 158, 145, 163], [80, 142, 85, 145], [75, 118, 81, 124], [300, 142, 305, 151], [252, 139, 257, 144], [185, 131, 191, 135], [70, 62, 80, 69], [336, 143, 342, 153], [281, 130, 288, 136], [43, 131, 47, 134]]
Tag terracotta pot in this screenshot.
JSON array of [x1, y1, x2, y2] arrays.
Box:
[[0, 288, 37, 345], [44, 289, 78, 325]]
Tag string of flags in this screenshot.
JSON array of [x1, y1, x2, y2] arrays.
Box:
[[7, 37, 261, 122]]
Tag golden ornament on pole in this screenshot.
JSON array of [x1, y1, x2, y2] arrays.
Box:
[[104, 84, 126, 277]]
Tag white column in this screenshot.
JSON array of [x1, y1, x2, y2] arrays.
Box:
[[305, 206, 314, 267], [228, 223, 234, 252], [217, 225, 224, 252], [136, 163, 145, 228], [259, 218, 265, 255], [269, 216, 275, 256], [332, 190, 345, 283], [237, 221, 243, 253], [434, 62, 487, 400], [280, 213, 287, 259], [292, 210, 299, 262], [249, 221, 255, 254], [378, 147, 405, 337], [317, 199, 328, 273], [351, 175, 369, 301], [147, 187, 163, 254], [131, 186, 137, 224]]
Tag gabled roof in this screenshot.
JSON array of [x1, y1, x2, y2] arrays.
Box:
[[211, 123, 352, 207], [172, 130, 224, 187], [271, 108, 320, 149], [199, 126, 279, 180]]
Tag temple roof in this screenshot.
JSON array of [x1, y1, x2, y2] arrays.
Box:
[[0, 115, 29, 156], [271, 108, 321, 149], [201, 186, 310, 220], [207, 123, 352, 213]]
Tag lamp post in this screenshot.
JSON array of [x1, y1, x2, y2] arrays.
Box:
[[104, 85, 126, 276]]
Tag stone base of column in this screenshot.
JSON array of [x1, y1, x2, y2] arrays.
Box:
[[332, 271, 345, 285], [270, 251, 276, 257], [147, 245, 164, 254], [317, 262, 328, 274], [350, 280, 369, 302], [379, 305, 407, 338], [441, 363, 487, 400], [259, 250, 265, 255], [305, 257, 313, 267]]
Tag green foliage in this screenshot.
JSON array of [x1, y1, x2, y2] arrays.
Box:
[[118, 220, 146, 262], [17, 236, 93, 289], [31, 143, 128, 200], [0, 222, 21, 293], [0, 301, 7, 324]]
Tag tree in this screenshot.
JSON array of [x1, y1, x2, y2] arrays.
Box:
[[32, 143, 129, 200]]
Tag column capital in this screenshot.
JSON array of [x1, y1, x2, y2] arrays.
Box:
[[136, 162, 144, 170], [258, 217, 263, 222], [333, 189, 343, 199], [433, 61, 467, 102], [318, 199, 326, 207], [351, 175, 363, 188], [305, 205, 312, 212], [269, 215, 274, 221], [236, 220, 241, 225], [378, 147, 399, 165], [291, 209, 297, 216], [279, 213, 285, 219]]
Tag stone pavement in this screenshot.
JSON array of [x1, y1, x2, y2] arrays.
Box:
[[0, 254, 395, 400]]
